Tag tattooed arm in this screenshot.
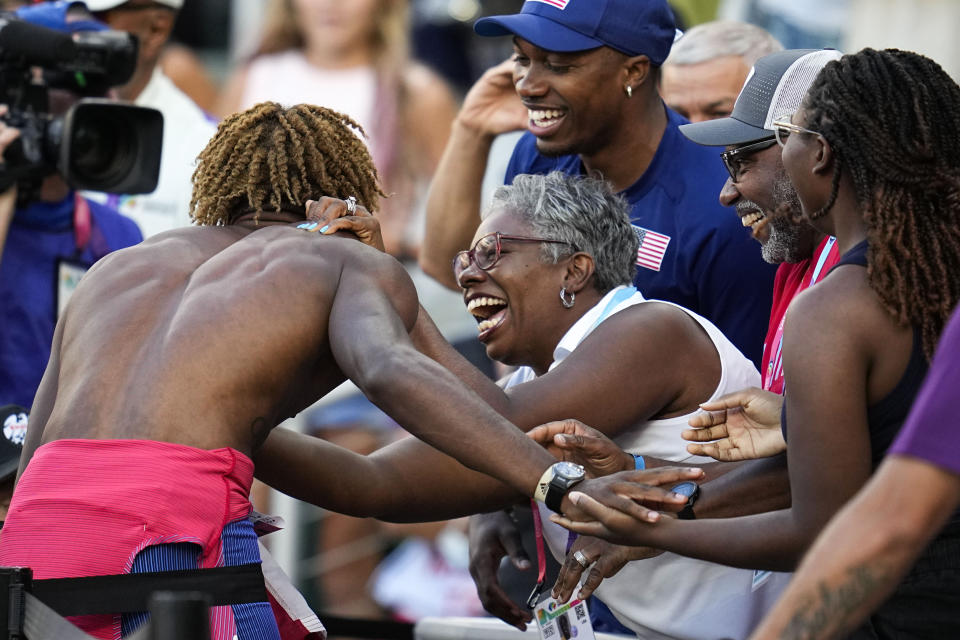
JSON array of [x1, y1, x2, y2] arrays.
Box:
[[749, 455, 960, 640]]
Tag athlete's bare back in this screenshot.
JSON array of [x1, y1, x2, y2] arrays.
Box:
[[20, 217, 567, 499], [27, 221, 415, 456]]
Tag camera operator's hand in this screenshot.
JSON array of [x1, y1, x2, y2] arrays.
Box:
[[0, 108, 21, 263]]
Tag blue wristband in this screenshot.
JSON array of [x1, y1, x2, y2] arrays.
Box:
[[632, 454, 646, 470]]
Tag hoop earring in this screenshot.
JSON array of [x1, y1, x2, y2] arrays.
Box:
[[625, 85, 633, 98], [560, 287, 575, 309]]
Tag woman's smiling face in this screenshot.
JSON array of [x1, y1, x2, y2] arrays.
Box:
[[458, 208, 571, 372]]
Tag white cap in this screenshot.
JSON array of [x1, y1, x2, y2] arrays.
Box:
[[83, 0, 183, 10]]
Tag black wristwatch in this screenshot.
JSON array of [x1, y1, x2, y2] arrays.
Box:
[[542, 461, 586, 513], [670, 481, 700, 520]]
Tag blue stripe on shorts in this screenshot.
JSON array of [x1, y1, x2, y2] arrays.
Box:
[[122, 518, 280, 639]]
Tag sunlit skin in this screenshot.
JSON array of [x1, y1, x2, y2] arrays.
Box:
[[510, 38, 664, 190], [661, 55, 750, 123], [456, 208, 584, 375], [718, 142, 821, 263]]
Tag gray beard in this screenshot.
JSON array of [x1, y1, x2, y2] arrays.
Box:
[[761, 175, 813, 264]]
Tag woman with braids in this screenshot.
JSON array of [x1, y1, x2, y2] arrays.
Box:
[[549, 48, 960, 638], [0, 101, 628, 639]]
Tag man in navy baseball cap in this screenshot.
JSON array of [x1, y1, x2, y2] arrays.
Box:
[[474, 0, 677, 65], [420, 1, 781, 637]]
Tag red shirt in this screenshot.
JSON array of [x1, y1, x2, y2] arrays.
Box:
[[761, 236, 840, 393]]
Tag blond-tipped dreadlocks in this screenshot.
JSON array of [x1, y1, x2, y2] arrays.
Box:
[[190, 102, 386, 226]]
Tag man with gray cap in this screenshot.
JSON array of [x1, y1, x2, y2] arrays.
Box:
[[421, 0, 776, 369], [82, 0, 216, 238], [679, 48, 842, 396]]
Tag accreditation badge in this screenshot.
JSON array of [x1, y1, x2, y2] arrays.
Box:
[[57, 259, 89, 319], [534, 596, 596, 640]]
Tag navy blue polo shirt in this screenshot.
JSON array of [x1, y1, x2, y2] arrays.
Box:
[[504, 107, 776, 367], [0, 194, 143, 408]]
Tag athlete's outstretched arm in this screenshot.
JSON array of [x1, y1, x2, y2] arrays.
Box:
[[324, 251, 558, 498]]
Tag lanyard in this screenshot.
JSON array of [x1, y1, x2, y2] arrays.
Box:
[[765, 237, 837, 390], [525, 286, 637, 608], [73, 192, 91, 252], [585, 286, 638, 335], [527, 499, 548, 608]]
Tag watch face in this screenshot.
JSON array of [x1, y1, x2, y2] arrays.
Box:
[[555, 461, 585, 480], [671, 481, 699, 499]]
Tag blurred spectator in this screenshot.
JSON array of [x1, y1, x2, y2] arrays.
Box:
[[218, 0, 458, 259], [661, 20, 781, 123], [83, 0, 218, 238], [0, 2, 143, 410], [720, 0, 849, 50], [845, 0, 960, 82], [159, 43, 221, 114], [303, 394, 398, 621], [371, 518, 484, 621], [669, 0, 720, 28]]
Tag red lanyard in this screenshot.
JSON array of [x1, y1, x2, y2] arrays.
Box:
[[527, 498, 547, 608], [73, 192, 91, 252], [527, 499, 578, 608]]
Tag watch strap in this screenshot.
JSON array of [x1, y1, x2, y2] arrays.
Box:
[[544, 479, 566, 514], [533, 465, 554, 504], [677, 485, 700, 520]]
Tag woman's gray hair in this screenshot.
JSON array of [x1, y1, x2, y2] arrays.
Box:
[[666, 20, 782, 68], [486, 172, 638, 292]]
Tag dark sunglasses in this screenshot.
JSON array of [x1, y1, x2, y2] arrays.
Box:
[[720, 136, 777, 182], [452, 232, 575, 281]]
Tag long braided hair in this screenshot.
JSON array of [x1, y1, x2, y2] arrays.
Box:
[[801, 48, 960, 358], [190, 102, 385, 226]]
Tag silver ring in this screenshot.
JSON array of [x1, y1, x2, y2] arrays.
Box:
[[572, 550, 590, 569], [345, 196, 357, 214]]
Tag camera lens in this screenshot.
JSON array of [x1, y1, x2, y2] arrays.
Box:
[[69, 110, 135, 186]]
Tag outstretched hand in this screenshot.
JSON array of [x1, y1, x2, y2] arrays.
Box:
[[304, 196, 384, 252], [552, 536, 662, 604], [457, 58, 528, 137], [683, 387, 786, 461], [560, 466, 704, 526], [527, 419, 632, 478]]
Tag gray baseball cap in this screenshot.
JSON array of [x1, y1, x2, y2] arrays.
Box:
[[680, 48, 843, 146]]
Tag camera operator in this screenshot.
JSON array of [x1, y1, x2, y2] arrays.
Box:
[[82, 0, 216, 238], [0, 1, 142, 410]]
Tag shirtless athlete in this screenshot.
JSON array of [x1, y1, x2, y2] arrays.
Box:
[[0, 102, 661, 639]]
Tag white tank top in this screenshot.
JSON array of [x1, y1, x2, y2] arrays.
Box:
[[241, 51, 377, 153], [506, 286, 790, 639]]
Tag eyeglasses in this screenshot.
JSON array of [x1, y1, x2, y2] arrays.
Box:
[[772, 115, 822, 147], [720, 137, 777, 182], [452, 232, 575, 281]]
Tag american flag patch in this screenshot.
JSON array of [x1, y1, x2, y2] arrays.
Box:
[[529, 0, 570, 8], [633, 226, 671, 271]]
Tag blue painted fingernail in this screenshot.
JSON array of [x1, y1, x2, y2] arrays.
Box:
[[297, 222, 318, 230], [319, 225, 330, 233]]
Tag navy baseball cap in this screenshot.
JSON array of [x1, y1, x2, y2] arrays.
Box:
[[680, 48, 843, 146], [16, 1, 108, 33], [474, 0, 677, 65]]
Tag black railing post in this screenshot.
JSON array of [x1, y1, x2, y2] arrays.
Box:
[[0, 567, 32, 640], [148, 591, 210, 640]]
